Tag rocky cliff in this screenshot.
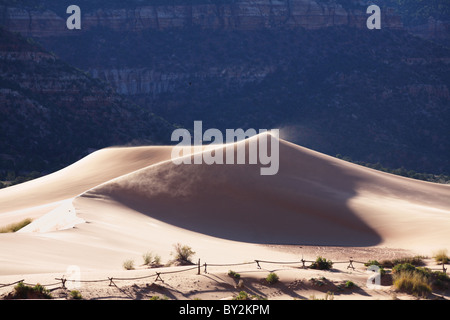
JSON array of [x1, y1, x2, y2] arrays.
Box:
[[0, 0, 402, 37], [0, 28, 174, 176], [0, 1, 448, 176]]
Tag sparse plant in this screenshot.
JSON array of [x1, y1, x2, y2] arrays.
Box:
[[381, 256, 425, 268], [171, 243, 195, 264], [393, 271, 431, 297], [391, 263, 450, 291], [233, 291, 249, 300], [265, 272, 279, 285], [10, 282, 52, 299], [365, 260, 381, 267], [123, 259, 135, 270], [232, 290, 264, 300], [69, 290, 82, 300], [150, 295, 168, 300], [309, 256, 333, 270], [228, 270, 241, 279], [153, 254, 162, 266], [143, 252, 153, 265], [433, 249, 449, 264], [310, 277, 329, 287], [309, 292, 334, 300], [0, 218, 32, 233], [345, 280, 355, 288], [392, 263, 416, 274], [365, 260, 386, 275]]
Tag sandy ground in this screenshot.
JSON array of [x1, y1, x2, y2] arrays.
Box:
[[0, 245, 447, 300], [0, 134, 449, 300]]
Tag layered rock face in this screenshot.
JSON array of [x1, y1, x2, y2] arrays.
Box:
[[0, 0, 402, 37]]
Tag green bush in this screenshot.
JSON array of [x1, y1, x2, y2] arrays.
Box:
[[433, 249, 449, 264], [393, 271, 431, 297], [364, 260, 381, 267], [233, 291, 249, 300], [232, 290, 265, 300], [392, 263, 416, 274], [392, 263, 449, 292], [309, 256, 333, 270], [69, 290, 82, 300], [12, 282, 52, 299], [228, 270, 241, 279], [381, 256, 425, 268], [172, 243, 196, 264], [365, 260, 386, 275], [150, 295, 168, 300], [345, 280, 355, 288], [265, 272, 279, 285]]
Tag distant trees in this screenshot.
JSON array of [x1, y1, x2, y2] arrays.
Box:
[[0, 170, 42, 188]]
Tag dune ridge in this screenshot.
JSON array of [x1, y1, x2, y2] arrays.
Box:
[[0, 134, 449, 275]]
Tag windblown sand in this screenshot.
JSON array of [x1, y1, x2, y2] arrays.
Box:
[[0, 135, 449, 299]]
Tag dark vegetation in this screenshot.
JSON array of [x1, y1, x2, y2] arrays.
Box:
[[0, 27, 174, 178]]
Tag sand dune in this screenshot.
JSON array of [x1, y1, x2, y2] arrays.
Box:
[[81, 135, 450, 250], [0, 134, 449, 276], [0, 146, 173, 225]]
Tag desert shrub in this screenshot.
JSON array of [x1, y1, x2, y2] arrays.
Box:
[[265, 272, 279, 285], [430, 271, 450, 289], [123, 259, 135, 270], [310, 277, 327, 287], [143, 252, 153, 265], [233, 291, 249, 300], [415, 267, 450, 289], [309, 292, 334, 300], [365, 260, 386, 275], [392, 263, 449, 290], [150, 295, 168, 300], [309, 256, 333, 270], [0, 218, 32, 233], [393, 271, 431, 297], [228, 270, 241, 279], [232, 290, 265, 300], [153, 254, 162, 265], [433, 249, 449, 264], [365, 260, 381, 267], [69, 290, 82, 300], [172, 243, 196, 264], [392, 263, 416, 274], [381, 256, 425, 268], [345, 280, 355, 288], [11, 282, 52, 299]]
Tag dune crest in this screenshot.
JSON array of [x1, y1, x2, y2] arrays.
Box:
[[0, 135, 449, 275], [79, 135, 450, 249]]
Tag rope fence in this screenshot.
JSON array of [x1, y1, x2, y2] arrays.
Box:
[[0, 257, 447, 292]]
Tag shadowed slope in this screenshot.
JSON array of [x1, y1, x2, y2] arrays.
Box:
[[81, 135, 385, 246], [0, 146, 173, 223]]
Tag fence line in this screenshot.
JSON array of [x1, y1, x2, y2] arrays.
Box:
[[0, 257, 447, 292]]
